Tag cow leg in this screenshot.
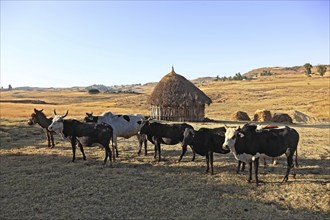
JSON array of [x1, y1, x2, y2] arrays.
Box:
[[153, 143, 157, 159], [70, 137, 77, 162], [77, 140, 86, 160], [45, 130, 51, 148], [254, 158, 260, 186], [247, 161, 253, 183], [272, 158, 277, 165], [50, 132, 55, 148], [137, 134, 148, 156], [157, 142, 161, 162], [237, 161, 244, 174], [103, 148, 108, 165], [242, 162, 245, 171], [137, 135, 143, 155], [178, 145, 187, 162], [209, 151, 214, 175], [282, 156, 293, 183], [143, 137, 148, 156], [112, 136, 118, 162], [190, 145, 195, 161], [103, 144, 112, 167], [205, 154, 210, 173]]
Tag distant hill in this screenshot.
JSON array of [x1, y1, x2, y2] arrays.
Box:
[[5, 65, 329, 91], [244, 65, 330, 78], [191, 76, 216, 84]]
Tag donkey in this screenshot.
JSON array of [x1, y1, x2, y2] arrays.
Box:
[[28, 108, 55, 148]]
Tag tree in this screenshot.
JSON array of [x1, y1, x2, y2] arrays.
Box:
[[317, 65, 327, 77], [304, 63, 313, 77], [8, 84, 12, 90]]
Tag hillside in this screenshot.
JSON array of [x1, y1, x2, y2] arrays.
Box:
[[244, 65, 330, 78]]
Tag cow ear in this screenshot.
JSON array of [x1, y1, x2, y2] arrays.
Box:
[[34, 108, 38, 113]]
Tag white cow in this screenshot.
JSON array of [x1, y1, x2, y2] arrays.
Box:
[[84, 112, 147, 161]]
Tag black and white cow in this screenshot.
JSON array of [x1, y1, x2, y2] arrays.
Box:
[[49, 110, 113, 166], [84, 112, 147, 161], [223, 123, 299, 185], [138, 120, 195, 162], [182, 127, 230, 175]]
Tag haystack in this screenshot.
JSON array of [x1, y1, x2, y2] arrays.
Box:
[[253, 109, 272, 122], [272, 113, 293, 124], [290, 110, 319, 123], [231, 111, 251, 121], [149, 67, 212, 122]]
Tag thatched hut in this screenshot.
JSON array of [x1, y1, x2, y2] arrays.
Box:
[[149, 67, 212, 122]]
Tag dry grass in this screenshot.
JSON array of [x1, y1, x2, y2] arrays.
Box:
[[0, 74, 329, 219]]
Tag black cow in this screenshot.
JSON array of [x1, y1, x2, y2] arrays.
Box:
[[138, 120, 195, 162], [192, 126, 248, 174], [48, 110, 113, 166], [223, 123, 299, 185], [182, 127, 230, 175]]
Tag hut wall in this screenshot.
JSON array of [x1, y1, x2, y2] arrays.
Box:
[[150, 105, 205, 122]]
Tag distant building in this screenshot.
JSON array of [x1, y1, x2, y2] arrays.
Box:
[[148, 67, 212, 122]]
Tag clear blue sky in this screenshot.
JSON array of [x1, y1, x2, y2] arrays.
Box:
[[1, 1, 329, 88]]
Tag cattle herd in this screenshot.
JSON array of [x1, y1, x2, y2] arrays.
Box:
[[28, 108, 300, 186]]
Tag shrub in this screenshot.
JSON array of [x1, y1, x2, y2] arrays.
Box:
[[88, 89, 100, 94]]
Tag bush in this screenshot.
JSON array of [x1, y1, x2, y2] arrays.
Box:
[[88, 89, 100, 94]]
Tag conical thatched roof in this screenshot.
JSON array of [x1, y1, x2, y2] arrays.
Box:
[[149, 67, 212, 107]]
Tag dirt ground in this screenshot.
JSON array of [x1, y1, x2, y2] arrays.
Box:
[[0, 75, 329, 219]]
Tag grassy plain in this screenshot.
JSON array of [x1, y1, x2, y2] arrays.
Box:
[[0, 74, 329, 219]]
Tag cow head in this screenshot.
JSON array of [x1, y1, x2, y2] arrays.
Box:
[[181, 128, 195, 147], [138, 119, 151, 135], [48, 110, 68, 135], [223, 126, 244, 151], [84, 112, 98, 123]]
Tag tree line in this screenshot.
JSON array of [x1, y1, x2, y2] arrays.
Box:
[[215, 64, 327, 81], [304, 63, 327, 77]]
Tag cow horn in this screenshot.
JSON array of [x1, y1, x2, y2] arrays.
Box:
[[54, 109, 57, 115], [63, 110, 69, 118], [224, 124, 228, 129]]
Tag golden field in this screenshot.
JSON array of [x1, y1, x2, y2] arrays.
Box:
[[0, 74, 329, 219]]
